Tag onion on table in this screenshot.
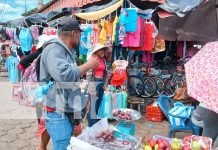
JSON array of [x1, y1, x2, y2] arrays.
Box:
[[95, 130, 115, 142]]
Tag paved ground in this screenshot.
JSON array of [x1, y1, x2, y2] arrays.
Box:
[[0, 69, 190, 150]]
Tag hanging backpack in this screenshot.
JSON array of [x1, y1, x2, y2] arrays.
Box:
[[20, 56, 41, 107]]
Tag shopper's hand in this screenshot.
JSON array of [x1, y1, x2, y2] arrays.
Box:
[[87, 55, 99, 69]]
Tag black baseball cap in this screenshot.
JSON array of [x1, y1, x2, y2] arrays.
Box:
[[58, 17, 82, 32]]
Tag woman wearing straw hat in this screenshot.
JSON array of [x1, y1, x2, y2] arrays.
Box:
[[86, 43, 109, 127]]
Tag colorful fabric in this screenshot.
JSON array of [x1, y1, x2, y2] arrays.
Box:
[[185, 41, 218, 114], [5, 56, 19, 83], [118, 11, 128, 45], [123, 17, 144, 47], [75, 0, 124, 20], [79, 25, 95, 55], [14, 28, 20, 45], [142, 52, 154, 63], [19, 28, 33, 52], [105, 21, 113, 47], [124, 8, 138, 32], [93, 24, 101, 43], [112, 16, 119, 43], [98, 93, 112, 118], [110, 60, 128, 86], [43, 27, 57, 36], [168, 102, 194, 127], [99, 20, 107, 45], [30, 26, 39, 40]]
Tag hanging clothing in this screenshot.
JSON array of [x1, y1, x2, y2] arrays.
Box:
[[6, 28, 13, 40], [105, 21, 113, 35], [93, 24, 101, 43], [112, 16, 119, 43], [105, 21, 113, 47], [99, 20, 107, 45], [110, 60, 128, 86], [142, 52, 154, 63], [19, 28, 33, 52], [118, 12, 128, 45], [30, 26, 39, 40], [123, 8, 138, 32], [130, 20, 156, 51], [43, 27, 57, 36], [123, 17, 144, 47], [5, 56, 19, 83], [79, 24, 95, 56], [14, 28, 20, 45]]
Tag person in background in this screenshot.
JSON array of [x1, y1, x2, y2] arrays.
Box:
[[192, 103, 218, 148], [40, 17, 99, 150], [86, 43, 108, 127], [19, 34, 57, 150]]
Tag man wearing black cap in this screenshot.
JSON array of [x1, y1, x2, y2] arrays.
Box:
[[40, 17, 99, 150]]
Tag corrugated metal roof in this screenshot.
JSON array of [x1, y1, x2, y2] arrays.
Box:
[[37, 0, 101, 13]]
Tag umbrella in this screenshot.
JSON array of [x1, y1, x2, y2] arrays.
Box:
[[185, 42, 218, 114]]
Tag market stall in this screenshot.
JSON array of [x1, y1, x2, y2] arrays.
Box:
[[3, 0, 218, 149]]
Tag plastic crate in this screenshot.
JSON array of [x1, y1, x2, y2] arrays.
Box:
[[146, 103, 164, 122]]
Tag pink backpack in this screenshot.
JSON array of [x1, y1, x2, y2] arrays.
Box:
[[19, 56, 40, 107]]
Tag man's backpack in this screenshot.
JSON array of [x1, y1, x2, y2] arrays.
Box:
[[19, 56, 41, 107]]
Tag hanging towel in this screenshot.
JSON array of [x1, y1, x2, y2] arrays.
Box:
[[168, 102, 194, 127]]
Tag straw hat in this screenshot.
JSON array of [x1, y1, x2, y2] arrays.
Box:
[[87, 43, 109, 60]]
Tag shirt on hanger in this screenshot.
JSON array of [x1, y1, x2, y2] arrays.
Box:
[[30, 26, 39, 40], [14, 28, 20, 45], [123, 17, 144, 47], [130, 20, 156, 51], [5, 56, 19, 83], [79, 24, 95, 56], [19, 28, 33, 52], [93, 24, 101, 43], [99, 20, 107, 45], [124, 8, 138, 32]]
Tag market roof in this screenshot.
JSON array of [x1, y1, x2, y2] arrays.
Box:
[[37, 0, 106, 13]]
